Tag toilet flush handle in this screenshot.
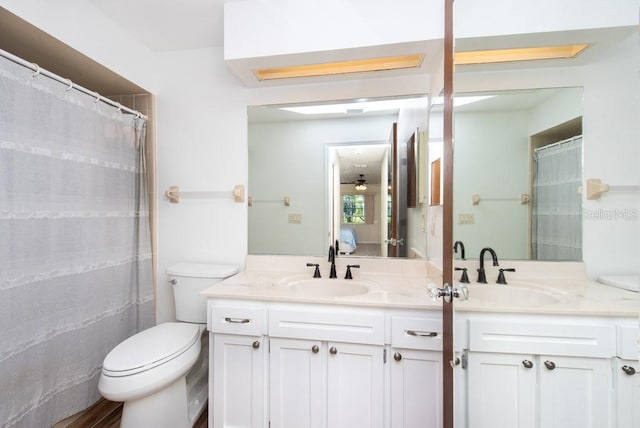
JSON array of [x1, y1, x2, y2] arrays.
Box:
[[169, 278, 177, 285]]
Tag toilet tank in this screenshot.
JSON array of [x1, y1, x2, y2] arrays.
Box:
[[167, 263, 239, 324]]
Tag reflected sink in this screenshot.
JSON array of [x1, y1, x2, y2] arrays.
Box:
[[467, 284, 561, 307], [281, 278, 371, 298]]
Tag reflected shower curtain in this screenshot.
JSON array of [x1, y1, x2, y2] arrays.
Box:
[[0, 54, 154, 427], [532, 136, 583, 261]]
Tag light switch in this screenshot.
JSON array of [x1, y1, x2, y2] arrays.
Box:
[[458, 213, 474, 224], [288, 214, 302, 224]]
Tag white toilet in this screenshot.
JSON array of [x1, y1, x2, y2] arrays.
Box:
[[99, 263, 238, 428]]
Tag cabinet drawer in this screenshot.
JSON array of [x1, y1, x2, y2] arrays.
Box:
[[269, 307, 384, 345], [391, 316, 442, 351], [209, 305, 265, 336], [468, 319, 615, 358], [617, 324, 640, 360]]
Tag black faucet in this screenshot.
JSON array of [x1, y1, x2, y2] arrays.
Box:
[[453, 240, 466, 260], [477, 247, 499, 283], [328, 245, 337, 278]]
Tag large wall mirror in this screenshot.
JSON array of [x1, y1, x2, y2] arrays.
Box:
[[451, 9, 638, 277], [248, 96, 433, 259], [450, 87, 583, 261]]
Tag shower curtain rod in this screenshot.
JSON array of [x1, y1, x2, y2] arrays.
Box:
[[0, 48, 147, 120]]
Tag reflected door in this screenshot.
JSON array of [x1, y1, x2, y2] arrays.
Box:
[[387, 122, 408, 257]]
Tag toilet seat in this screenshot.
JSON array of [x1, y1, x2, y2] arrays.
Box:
[[103, 323, 200, 377]]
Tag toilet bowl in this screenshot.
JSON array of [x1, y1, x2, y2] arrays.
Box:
[[98, 263, 238, 428]]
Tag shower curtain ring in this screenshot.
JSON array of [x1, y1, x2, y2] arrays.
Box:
[[65, 79, 73, 91], [93, 92, 101, 103], [116, 103, 123, 114], [31, 63, 41, 78]]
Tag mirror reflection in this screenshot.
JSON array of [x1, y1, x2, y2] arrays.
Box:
[[450, 88, 583, 260], [248, 96, 431, 258]]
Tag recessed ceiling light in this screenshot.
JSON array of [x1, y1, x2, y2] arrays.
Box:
[[279, 96, 428, 115], [254, 54, 424, 81], [455, 44, 589, 65], [431, 95, 496, 107]]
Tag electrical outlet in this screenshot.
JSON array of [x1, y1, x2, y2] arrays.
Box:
[[288, 213, 302, 224], [458, 213, 474, 224]]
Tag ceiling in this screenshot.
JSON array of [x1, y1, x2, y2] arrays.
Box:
[[88, 0, 230, 51]]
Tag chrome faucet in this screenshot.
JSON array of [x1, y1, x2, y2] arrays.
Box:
[[328, 245, 337, 278], [453, 240, 466, 260], [477, 247, 499, 283]]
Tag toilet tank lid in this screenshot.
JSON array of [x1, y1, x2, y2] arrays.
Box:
[[166, 263, 239, 278]]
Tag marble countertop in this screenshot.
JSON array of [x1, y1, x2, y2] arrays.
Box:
[[200, 256, 639, 318]]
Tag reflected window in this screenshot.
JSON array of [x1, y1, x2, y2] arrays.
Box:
[[343, 194, 365, 224]]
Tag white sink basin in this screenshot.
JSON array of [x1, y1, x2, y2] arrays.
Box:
[[281, 278, 371, 298], [467, 284, 561, 307]]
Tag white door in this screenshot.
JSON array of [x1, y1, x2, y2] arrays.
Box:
[[538, 356, 612, 428], [467, 352, 536, 428], [326, 342, 384, 428], [212, 334, 265, 428], [269, 338, 323, 428], [390, 348, 443, 428]]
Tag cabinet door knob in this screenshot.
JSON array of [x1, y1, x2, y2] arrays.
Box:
[[394, 352, 402, 361], [544, 360, 556, 370], [522, 360, 534, 369], [312, 345, 319, 354], [329, 347, 337, 355], [622, 365, 636, 375], [252, 341, 260, 349]]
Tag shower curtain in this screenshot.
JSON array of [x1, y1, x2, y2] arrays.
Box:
[[0, 54, 154, 427], [531, 136, 583, 261]]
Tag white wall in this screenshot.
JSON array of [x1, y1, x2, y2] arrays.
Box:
[[581, 31, 639, 278], [154, 47, 249, 321]]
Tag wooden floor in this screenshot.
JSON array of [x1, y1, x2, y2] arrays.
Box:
[[58, 398, 207, 428]]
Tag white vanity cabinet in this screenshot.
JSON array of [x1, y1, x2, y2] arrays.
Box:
[[269, 306, 385, 428], [269, 338, 385, 428], [207, 300, 443, 428], [208, 303, 267, 428], [388, 315, 443, 428], [464, 315, 617, 428]]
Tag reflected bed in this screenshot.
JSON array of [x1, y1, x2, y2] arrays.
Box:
[[339, 226, 358, 254]]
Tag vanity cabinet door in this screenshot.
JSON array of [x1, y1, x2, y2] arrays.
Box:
[[389, 348, 442, 428], [538, 355, 612, 428], [211, 333, 265, 428], [615, 358, 639, 428], [327, 342, 384, 428], [467, 352, 536, 428], [269, 338, 323, 428]]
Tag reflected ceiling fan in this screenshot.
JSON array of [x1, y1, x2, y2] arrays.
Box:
[[355, 174, 367, 191]]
